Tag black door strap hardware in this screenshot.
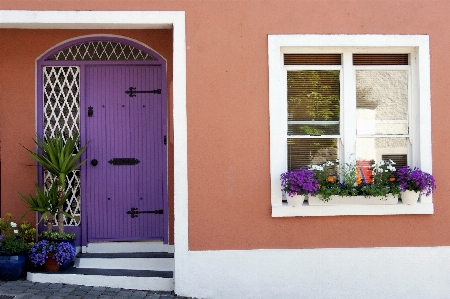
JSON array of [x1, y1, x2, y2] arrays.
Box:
[[126, 207, 164, 218], [125, 87, 161, 97]]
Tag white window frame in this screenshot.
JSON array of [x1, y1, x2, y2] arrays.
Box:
[[269, 34, 433, 217]]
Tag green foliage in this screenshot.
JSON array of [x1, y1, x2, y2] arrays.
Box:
[[0, 214, 33, 254], [39, 230, 76, 240], [19, 183, 72, 228], [24, 134, 88, 190], [21, 133, 88, 234], [18, 221, 37, 245]]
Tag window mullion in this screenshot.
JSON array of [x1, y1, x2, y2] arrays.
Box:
[[341, 52, 355, 163]]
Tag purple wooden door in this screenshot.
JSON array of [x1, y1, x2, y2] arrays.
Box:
[[85, 65, 167, 242]]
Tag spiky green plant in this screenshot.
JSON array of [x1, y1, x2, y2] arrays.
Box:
[[23, 133, 88, 233], [19, 183, 72, 232]]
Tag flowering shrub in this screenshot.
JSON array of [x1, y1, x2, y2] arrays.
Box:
[[0, 214, 32, 254], [28, 240, 75, 266], [280, 168, 318, 197], [396, 166, 436, 196]]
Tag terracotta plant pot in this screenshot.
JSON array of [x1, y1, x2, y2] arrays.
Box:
[[43, 254, 60, 272]]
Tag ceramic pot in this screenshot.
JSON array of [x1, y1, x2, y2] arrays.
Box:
[[287, 195, 304, 207], [401, 190, 419, 204], [0, 251, 27, 280], [43, 253, 60, 272]]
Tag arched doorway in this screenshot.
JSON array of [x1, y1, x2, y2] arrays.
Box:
[[37, 35, 168, 244]]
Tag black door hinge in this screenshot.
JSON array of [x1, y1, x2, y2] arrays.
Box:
[[164, 135, 167, 145]]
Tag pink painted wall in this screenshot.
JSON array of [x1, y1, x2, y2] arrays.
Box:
[[1, 1, 449, 250]]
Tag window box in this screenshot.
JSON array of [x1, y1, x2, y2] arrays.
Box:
[[307, 194, 398, 205]]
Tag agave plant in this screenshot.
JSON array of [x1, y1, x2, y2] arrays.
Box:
[[19, 183, 72, 232], [23, 133, 88, 234]]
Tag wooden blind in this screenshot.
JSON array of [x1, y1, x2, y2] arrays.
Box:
[[382, 154, 407, 168], [353, 54, 409, 65], [284, 54, 341, 65]]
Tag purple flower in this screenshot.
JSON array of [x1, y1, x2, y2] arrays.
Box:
[[281, 168, 319, 197], [396, 166, 436, 196], [28, 240, 75, 266]]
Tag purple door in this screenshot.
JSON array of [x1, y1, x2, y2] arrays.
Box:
[[85, 65, 167, 242]]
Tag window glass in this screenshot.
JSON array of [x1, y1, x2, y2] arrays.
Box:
[[356, 70, 408, 135]]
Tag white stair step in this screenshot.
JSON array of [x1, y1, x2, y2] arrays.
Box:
[[75, 252, 174, 271], [27, 269, 174, 291], [84, 241, 174, 253]]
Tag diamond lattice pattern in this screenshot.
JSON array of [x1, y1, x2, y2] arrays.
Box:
[[43, 66, 81, 226], [46, 41, 156, 61]]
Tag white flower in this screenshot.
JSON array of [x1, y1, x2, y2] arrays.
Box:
[[13, 230, 18, 234], [10, 222, 17, 228], [310, 165, 323, 171]]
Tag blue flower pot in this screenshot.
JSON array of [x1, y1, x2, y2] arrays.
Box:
[[0, 251, 27, 281]]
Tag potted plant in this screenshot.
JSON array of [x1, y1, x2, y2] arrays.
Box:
[[22, 133, 88, 234], [28, 239, 75, 272], [280, 168, 319, 206], [396, 166, 436, 204], [0, 214, 34, 281]]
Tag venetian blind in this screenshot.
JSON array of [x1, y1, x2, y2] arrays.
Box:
[[286, 66, 340, 170]]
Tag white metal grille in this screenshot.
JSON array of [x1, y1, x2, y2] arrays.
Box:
[[46, 41, 156, 61], [43, 66, 81, 226]]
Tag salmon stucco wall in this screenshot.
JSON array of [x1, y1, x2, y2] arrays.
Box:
[[0, 29, 174, 242], [0, 1, 449, 251]]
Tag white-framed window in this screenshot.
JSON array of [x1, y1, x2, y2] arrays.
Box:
[[269, 34, 433, 217]]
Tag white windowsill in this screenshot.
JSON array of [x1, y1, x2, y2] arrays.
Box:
[[272, 200, 434, 217]]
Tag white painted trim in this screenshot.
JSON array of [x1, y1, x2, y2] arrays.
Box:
[[175, 246, 450, 299], [0, 9, 188, 292], [272, 201, 433, 217], [268, 34, 432, 216]]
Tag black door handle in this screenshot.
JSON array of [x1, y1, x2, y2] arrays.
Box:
[[91, 159, 98, 166]]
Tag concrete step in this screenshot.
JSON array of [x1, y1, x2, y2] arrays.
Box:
[[27, 267, 174, 291], [75, 252, 174, 271], [84, 241, 174, 253]]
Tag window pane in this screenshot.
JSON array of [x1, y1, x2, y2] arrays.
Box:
[[355, 137, 408, 163], [287, 138, 338, 171], [287, 70, 340, 136], [356, 70, 408, 135]]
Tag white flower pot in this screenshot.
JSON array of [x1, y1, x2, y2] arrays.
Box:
[[287, 195, 304, 207], [401, 190, 419, 205], [308, 194, 398, 205]]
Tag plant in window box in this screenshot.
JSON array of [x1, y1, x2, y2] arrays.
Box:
[[308, 159, 400, 205], [396, 166, 436, 204], [280, 168, 318, 207], [0, 214, 34, 281]]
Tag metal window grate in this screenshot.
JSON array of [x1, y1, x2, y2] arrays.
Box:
[[46, 41, 156, 61], [43, 66, 81, 226]]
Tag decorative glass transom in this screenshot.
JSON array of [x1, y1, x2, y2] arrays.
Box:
[[46, 41, 156, 61], [43, 66, 81, 226]]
